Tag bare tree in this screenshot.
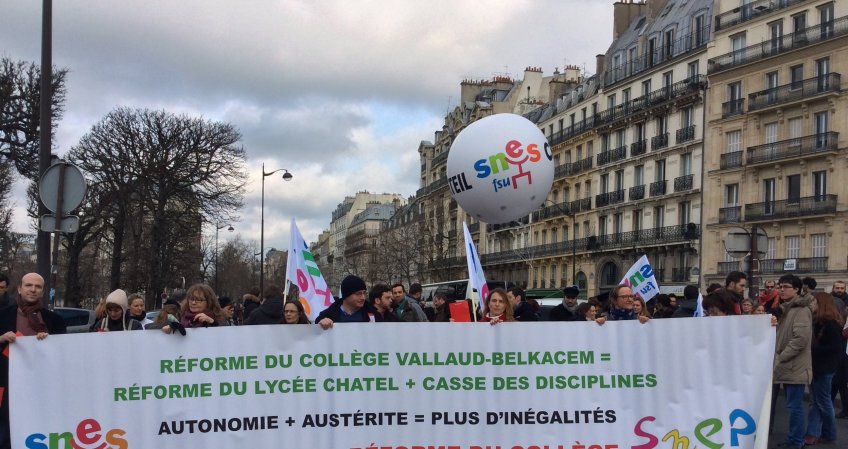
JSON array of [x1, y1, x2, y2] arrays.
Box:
[[69, 107, 247, 304], [0, 58, 67, 179]]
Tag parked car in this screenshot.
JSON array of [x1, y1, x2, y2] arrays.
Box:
[[53, 307, 96, 333]]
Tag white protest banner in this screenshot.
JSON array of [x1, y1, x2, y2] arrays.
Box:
[[620, 254, 660, 301], [463, 221, 488, 317], [286, 218, 333, 321], [10, 318, 774, 449]]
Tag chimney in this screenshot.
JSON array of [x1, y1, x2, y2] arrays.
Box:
[[613, 1, 648, 40], [596, 54, 606, 80]]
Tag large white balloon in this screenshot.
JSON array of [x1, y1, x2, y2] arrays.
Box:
[[446, 113, 554, 224]]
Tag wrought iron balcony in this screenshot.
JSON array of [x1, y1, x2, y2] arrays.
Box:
[[532, 201, 574, 222], [722, 99, 744, 118], [576, 197, 592, 212], [568, 156, 594, 176], [676, 125, 696, 144], [674, 174, 694, 192], [651, 133, 669, 151], [672, 267, 691, 282], [745, 195, 837, 221], [631, 139, 647, 157], [521, 224, 701, 260], [717, 261, 741, 276], [489, 216, 530, 233], [555, 163, 570, 178], [719, 206, 742, 224], [747, 132, 839, 166], [432, 151, 449, 166], [596, 190, 625, 208], [720, 151, 743, 170], [714, 0, 806, 31], [603, 25, 711, 87], [629, 185, 645, 201], [597, 146, 627, 166], [759, 257, 828, 274], [749, 74, 841, 111], [709, 16, 848, 74], [649, 180, 667, 197]]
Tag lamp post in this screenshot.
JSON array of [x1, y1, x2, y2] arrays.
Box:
[[215, 222, 234, 292], [260, 163, 293, 295]]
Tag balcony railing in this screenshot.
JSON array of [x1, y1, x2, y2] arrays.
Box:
[[672, 267, 691, 282], [649, 180, 667, 197], [603, 25, 711, 86], [596, 190, 625, 208], [720, 151, 743, 170], [532, 201, 574, 222], [749, 74, 841, 111], [490, 216, 530, 233], [717, 261, 741, 276], [629, 185, 645, 201], [709, 15, 848, 74], [676, 125, 696, 144], [747, 132, 839, 166], [715, 0, 806, 31], [651, 133, 669, 151], [744, 195, 837, 221], [576, 197, 591, 212], [432, 151, 449, 166], [722, 99, 744, 118], [759, 257, 828, 274], [674, 174, 694, 192], [597, 146, 627, 166], [631, 139, 647, 157], [719, 206, 742, 224]]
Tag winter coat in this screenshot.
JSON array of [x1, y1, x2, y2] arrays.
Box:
[[548, 303, 576, 321], [811, 318, 844, 377], [242, 294, 261, 321], [672, 299, 698, 318], [773, 295, 813, 385], [316, 299, 378, 323], [514, 301, 539, 322], [396, 296, 428, 322], [244, 296, 283, 326]]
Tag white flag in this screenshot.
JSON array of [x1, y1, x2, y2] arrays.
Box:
[[619, 254, 660, 301], [286, 219, 333, 322], [463, 222, 488, 319]]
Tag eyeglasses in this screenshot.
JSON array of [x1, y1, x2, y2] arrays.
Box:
[[778, 284, 794, 290], [188, 297, 207, 303], [764, 285, 774, 289]]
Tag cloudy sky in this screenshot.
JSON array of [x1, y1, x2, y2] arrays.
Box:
[[2, 0, 612, 251]]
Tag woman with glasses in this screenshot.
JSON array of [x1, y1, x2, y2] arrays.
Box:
[[283, 300, 311, 324], [177, 284, 229, 329], [604, 285, 650, 324]]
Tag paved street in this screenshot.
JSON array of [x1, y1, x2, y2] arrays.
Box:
[[768, 394, 847, 448]]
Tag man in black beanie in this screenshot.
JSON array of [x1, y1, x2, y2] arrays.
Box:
[[316, 275, 378, 329]]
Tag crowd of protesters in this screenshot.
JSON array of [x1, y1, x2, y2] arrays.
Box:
[[0, 270, 846, 449]]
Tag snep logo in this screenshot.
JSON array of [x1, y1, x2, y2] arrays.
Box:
[[472, 139, 551, 192], [25, 418, 127, 449]]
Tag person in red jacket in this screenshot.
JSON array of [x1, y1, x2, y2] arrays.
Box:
[[759, 279, 780, 313]]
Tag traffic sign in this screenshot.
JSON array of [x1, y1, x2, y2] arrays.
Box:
[[38, 161, 87, 215]]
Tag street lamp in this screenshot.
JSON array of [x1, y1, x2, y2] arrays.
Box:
[[260, 163, 293, 295], [215, 222, 234, 292]]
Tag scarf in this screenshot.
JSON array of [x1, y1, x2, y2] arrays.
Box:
[[16, 296, 47, 333], [607, 306, 636, 321], [180, 310, 204, 328]]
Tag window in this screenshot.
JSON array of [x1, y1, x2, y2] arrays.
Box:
[[727, 130, 742, 153], [787, 174, 801, 203], [725, 184, 739, 207], [607, 94, 616, 109], [657, 115, 668, 135], [785, 236, 800, 259], [790, 65, 804, 90], [663, 71, 674, 91], [766, 71, 779, 104], [541, 230, 547, 244], [819, 3, 834, 38], [587, 141, 594, 156], [728, 82, 742, 102], [811, 234, 826, 258], [681, 107, 693, 128], [601, 174, 610, 193], [694, 14, 706, 46], [576, 145, 583, 161], [583, 220, 590, 238], [636, 122, 646, 141], [575, 184, 581, 200], [813, 171, 827, 199], [687, 61, 699, 79], [655, 159, 666, 181], [769, 20, 783, 53], [763, 178, 776, 214], [678, 201, 690, 225], [599, 216, 607, 236], [731, 34, 746, 63], [633, 209, 643, 231], [584, 181, 591, 199], [680, 153, 692, 176], [816, 58, 831, 91], [634, 165, 644, 186], [648, 37, 658, 66], [766, 238, 776, 260], [623, 88, 631, 104], [601, 133, 611, 152], [815, 112, 828, 142], [642, 79, 652, 96], [551, 264, 558, 287], [664, 29, 675, 58], [616, 129, 625, 148], [615, 170, 624, 190], [764, 123, 778, 144], [788, 117, 803, 139], [653, 206, 665, 228], [613, 213, 623, 234]]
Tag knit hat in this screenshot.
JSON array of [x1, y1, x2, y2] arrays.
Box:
[[340, 275, 367, 299], [563, 285, 580, 298], [106, 289, 129, 313]]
